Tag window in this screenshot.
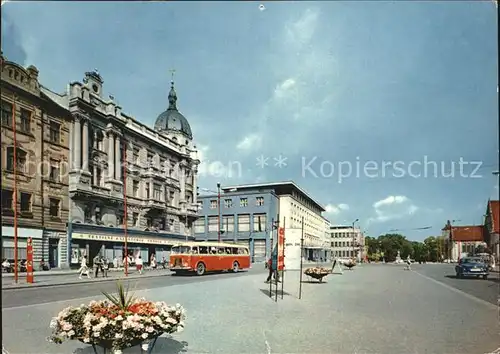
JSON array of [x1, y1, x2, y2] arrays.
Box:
[[49, 198, 60, 217], [20, 108, 31, 133], [224, 199, 232, 208], [2, 189, 13, 211], [210, 200, 217, 209], [1, 100, 13, 127], [145, 183, 150, 199], [194, 218, 206, 234], [95, 167, 102, 186], [49, 121, 61, 144], [222, 215, 234, 232], [132, 213, 139, 226], [132, 181, 139, 197], [50, 160, 60, 182], [133, 147, 140, 164], [253, 214, 267, 232], [208, 216, 219, 232], [256, 196, 264, 206], [20, 192, 31, 212], [6, 147, 27, 173], [237, 214, 250, 232], [147, 153, 154, 167], [240, 198, 248, 207], [153, 184, 162, 200]]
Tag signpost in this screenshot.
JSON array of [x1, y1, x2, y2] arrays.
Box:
[[26, 237, 34, 283], [298, 216, 304, 299], [278, 219, 285, 299]]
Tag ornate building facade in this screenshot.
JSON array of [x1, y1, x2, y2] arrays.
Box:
[[1, 53, 72, 268], [46, 70, 200, 267]]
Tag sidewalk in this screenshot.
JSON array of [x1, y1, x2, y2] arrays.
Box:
[[1, 268, 172, 290]]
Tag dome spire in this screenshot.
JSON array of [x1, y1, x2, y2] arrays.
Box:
[[168, 69, 177, 110]]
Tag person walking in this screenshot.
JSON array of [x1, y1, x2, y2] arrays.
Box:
[[101, 256, 109, 277], [265, 255, 280, 283], [150, 254, 157, 270], [93, 254, 102, 278], [136, 255, 143, 274], [405, 256, 412, 270], [78, 256, 90, 279]]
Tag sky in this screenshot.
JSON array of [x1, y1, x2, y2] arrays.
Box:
[[1, 1, 498, 241]]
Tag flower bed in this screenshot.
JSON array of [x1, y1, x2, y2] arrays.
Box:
[[48, 282, 185, 353], [304, 267, 330, 282]]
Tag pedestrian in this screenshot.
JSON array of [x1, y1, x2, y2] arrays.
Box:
[[101, 256, 109, 277], [113, 256, 118, 269], [265, 256, 280, 283], [136, 255, 143, 274], [78, 256, 90, 279], [93, 254, 102, 278], [150, 254, 157, 270], [405, 256, 412, 271]]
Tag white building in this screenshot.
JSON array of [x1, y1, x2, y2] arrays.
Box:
[[221, 181, 330, 270], [330, 225, 365, 262]]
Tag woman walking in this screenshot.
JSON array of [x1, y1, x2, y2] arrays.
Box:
[[78, 255, 90, 279], [136, 255, 143, 275]]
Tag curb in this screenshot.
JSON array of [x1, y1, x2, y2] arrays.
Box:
[[2, 272, 172, 290]]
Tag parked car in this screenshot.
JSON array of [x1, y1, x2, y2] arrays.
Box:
[[455, 257, 489, 280]]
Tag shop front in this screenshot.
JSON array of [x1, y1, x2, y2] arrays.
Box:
[[69, 224, 192, 269], [1, 226, 44, 263]]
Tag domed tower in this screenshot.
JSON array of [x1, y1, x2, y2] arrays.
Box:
[[154, 80, 193, 144]]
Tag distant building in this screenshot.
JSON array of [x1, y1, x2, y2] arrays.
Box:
[[1, 54, 72, 268], [194, 188, 279, 262], [483, 200, 499, 262], [194, 181, 330, 268], [329, 225, 365, 261], [442, 221, 485, 261]]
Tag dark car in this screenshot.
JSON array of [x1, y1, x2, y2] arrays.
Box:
[[455, 257, 489, 279]]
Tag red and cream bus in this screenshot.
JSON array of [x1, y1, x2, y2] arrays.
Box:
[[169, 242, 251, 276]]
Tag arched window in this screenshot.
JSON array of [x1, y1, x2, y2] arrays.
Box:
[[6, 146, 27, 173]]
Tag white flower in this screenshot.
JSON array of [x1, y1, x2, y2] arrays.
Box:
[[141, 333, 149, 339], [67, 330, 75, 337], [49, 318, 58, 329], [146, 326, 154, 333], [93, 332, 100, 337], [115, 315, 123, 321], [83, 338, 90, 343], [113, 350, 123, 354], [115, 333, 123, 339], [141, 343, 149, 351]]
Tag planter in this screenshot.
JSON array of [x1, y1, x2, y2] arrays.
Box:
[[87, 336, 159, 354], [48, 282, 185, 354], [304, 267, 330, 282]]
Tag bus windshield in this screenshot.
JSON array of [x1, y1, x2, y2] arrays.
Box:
[[171, 246, 191, 254]]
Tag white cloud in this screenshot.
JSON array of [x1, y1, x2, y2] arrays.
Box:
[[236, 133, 262, 152], [273, 78, 296, 99], [369, 195, 418, 223], [325, 203, 350, 215]]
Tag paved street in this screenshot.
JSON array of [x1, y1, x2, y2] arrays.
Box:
[[2, 264, 499, 354]]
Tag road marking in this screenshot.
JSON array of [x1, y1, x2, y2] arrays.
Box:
[[263, 330, 272, 354], [412, 270, 498, 310]]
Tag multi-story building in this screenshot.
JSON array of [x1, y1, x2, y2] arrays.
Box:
[[194, 181, 329, 269], [1, 54, 72, 268], [45, 69, 200, 267], [194, 187, 279, 262], [330, 225, 365, 261]]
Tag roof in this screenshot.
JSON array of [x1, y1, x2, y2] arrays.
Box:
[[222, 181, 325, 212], [488, 200, 500, 234], [450, 225, 484, 242]]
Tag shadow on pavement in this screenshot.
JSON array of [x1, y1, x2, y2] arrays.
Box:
[[171, 270, 248, 277], [301, 280, 328, 284], [444, 274, 495, 282], [72, 337, 189, 354], [259, 288, 291, 298]]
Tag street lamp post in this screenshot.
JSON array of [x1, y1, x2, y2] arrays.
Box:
[[352, 219, 359, 260], [217, 183, 221, 243]]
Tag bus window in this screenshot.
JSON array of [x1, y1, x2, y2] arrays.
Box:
[[210, 247, 217, 255], [171, 246, 190, 254], [237, 248, 249, 255], [199, 246, 208, 254], [192, 246, 199, 254], [231, 247, 238, 255], [225, 247, 232, 254], [217, 247, 225, 254]]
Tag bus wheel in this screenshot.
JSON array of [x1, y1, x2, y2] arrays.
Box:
[[196, 262, 206, 276], [232, 261, 239, 273]]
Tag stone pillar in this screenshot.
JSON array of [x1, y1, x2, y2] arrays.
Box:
[[192, 166, 198, 204], [108, 133, 115, 179], [93, 165, 97, 185], [115, 135, 121, 181], [69, 120, 74, 170], [82, 119, 89, 171], [74, 117, 82, 170], [150, 181, 154, 200]]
